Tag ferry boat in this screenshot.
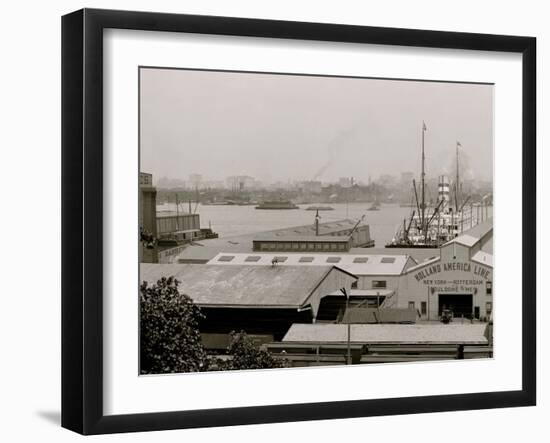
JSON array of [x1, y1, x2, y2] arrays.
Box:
[[255, 200, 299, 210]]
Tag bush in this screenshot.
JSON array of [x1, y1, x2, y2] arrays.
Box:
[[140, 276, 208, 374], [213, 331, 287, 371]]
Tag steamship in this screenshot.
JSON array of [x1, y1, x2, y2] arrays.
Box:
[[386, 123, 476, 248]]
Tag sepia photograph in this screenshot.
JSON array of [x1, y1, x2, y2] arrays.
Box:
[[138, 67, 494, 374]]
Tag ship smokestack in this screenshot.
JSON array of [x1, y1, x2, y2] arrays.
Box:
[[438, 175, 450, 207]]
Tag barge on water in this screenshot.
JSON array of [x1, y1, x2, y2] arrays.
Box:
[[255, 200, 299, 210], [306, 205, 334, 211]]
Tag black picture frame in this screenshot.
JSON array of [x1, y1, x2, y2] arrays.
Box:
[[61, 8, 536, 435]]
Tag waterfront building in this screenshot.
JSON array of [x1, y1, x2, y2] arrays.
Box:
[[268, 323, 491, 366], [140, 172, 217, 263], [207, 219, 493, 322], [208, 252, 411, 299], [156, 213, 201, 243], [299, 180, 323, 194], [252, 235, 352, 253], [399, 219, 493, 321], [140, 263, 357, 341], [252, 219, 375, 251], [338, 177, 352, 188], [139, 172, 158, 263]]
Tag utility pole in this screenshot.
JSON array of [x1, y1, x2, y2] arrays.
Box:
[[340, 287, 352, 365], [175, 193, 180, 231]]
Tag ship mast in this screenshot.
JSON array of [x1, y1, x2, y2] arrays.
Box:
[[421, 121, 427, 231], [455, 141, 461, 210]]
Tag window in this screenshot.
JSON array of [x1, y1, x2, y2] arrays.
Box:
[[353, 257, 368, 263], [291, 243, 299, 250], [486, 301, 493, 313], [408, 301, 415, 310], [351, 281, 358, 289], [486, 281, 492, 295], [218, 255, 234, 262], [372, 280, 387, 289], [274, 256, 288, 262], [381, 257, 396, 264], [244, 256, 261, 262], [299, 257, 314, 263], [326, 257, 341, 263], [421, 301, 427, 315]]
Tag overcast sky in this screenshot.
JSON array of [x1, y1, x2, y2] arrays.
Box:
[[140, 67, 493, 184]]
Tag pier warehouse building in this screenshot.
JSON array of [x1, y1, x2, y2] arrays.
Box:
[[140, 263, 357, 342], [204, 219, 493, 322], [400, 219, 493, 321], [252, 219, 375, 252], [207, 252, 414, 317]]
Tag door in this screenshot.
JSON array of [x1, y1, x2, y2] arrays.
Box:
[[438, 293, 473, 318]]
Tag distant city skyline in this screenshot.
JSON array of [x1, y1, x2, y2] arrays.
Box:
[[151, 171, 492, 190], [140, 68, 494, 185]]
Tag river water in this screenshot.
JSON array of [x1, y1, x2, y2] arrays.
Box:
[[159, 202, 415, 246]]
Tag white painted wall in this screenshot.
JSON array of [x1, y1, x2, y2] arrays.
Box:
[[401, 242, 493, 319]]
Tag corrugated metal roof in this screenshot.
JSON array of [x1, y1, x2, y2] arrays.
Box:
[[282, 323, 488, 345], [140, 263, 350, 308], [446, 218, 493, 248], [405, 256, 441, 273], [472, 250, 493, 267], [174, 233, 440, 265], [206, 252, 410, 275], [342, 307, 417, 324], [266, 219, 365, 237], [350, 247, 439, 264]]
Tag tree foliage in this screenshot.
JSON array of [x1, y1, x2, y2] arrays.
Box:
[[215, 331, 287, 371], [140, 276, 208, 374]]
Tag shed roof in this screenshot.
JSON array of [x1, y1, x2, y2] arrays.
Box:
[[282, 323, 489, 345], [471, 250, 493, 267], [174, 235, 438, 264], [350, 247, 439, 264], [342, 307, 417, 324], [140, 263, 354, 308], [446, 218, 493, 248], [207, 252, 410, 275], [266, 219, 367, 237]]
